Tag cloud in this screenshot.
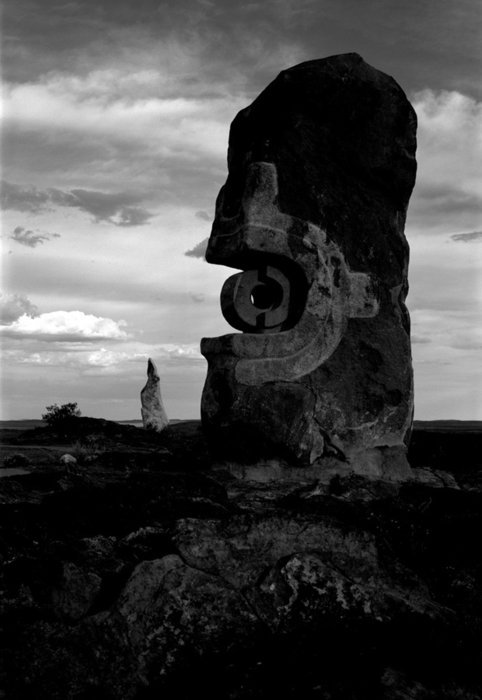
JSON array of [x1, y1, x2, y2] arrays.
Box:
[[0, 310, 129, 341], [411, 308, 482, 351], [2, 2, 305, 97], [407, 231, 482, 315], [1, 181, 154, 226], [3, 76, 240, 161], [451, 231, 482, 243], [155, 343, 204, 361], [189, 291, 206, 303], [1, 180, 50, 212], [2, 342, 203, 376], [195, 210, 212, 221], [0, 37, 298, 214], [4, 346, 148, 372], [9, 225, 60, 247], [408, 90, 482, 234], [411, 305, 482, 420], [411, 335, 431, 345], [185, 237, 209, 258], [68, 189, 154, 226], [0, 292, 38, 324], [7, 83, 480, 238]]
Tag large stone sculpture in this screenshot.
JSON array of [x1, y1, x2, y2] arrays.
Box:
[[201, 53, 417, 475]]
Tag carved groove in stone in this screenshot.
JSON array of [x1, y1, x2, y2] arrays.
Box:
[[202, 162, 379, 385]]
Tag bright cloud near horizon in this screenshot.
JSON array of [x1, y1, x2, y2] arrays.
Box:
[[1, 0, 481, 421]]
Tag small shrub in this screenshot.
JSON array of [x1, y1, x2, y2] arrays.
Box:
[[42, 403, 80, 439], [42, 402, 81, 431], [72, 434, 104, 464]]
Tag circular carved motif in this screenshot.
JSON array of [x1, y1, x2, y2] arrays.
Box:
[[221, 265, 291, 333]]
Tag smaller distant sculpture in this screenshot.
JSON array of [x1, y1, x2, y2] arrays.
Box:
[[141, 358, 169, 431]]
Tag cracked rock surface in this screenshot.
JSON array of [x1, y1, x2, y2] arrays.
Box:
[[1, 418, 481, 699]]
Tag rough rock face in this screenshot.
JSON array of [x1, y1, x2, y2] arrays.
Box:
[[59, 454, 77, 467], [141, 358, 168, 431], [201, 53, 417, 475]]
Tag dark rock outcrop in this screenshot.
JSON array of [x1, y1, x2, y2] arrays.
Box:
[[1, 420, 481, 699], [201, 53, 417, 477]]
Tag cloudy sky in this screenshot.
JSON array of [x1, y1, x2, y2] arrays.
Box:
[[1, 0, 481, 421]]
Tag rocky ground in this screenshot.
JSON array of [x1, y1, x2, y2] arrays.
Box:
[[1, 418, 481, 699]]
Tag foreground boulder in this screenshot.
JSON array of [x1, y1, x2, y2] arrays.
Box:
[[1, 421, 482, 699], [201, 53, 417, 478]]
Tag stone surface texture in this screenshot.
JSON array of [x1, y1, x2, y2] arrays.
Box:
[[59, 453, 77, 466], [141, 358, 169, 432], [201, 53, 417, 474]]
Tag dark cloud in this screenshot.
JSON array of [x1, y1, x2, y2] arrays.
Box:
[[1, 128, 227, 213], [1, 180, 51, 212], [10, 226, 60, 248], [450, 231, 482, 243], [1, 181, 154, 226], [185, 238, 209, 258], [407, 186, 482, 233], [195, 210, 212, 222], [0, 293, 38, 324], [189, 291, 206, 303], [68, 189, 154, 226], [411, 185, 482, 215], [3, 0, 481, 100], [411, 335, 431, 344]]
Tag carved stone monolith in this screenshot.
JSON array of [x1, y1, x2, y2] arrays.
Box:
[[141, 358, 168, 432], [201, 53, 417, 477]]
